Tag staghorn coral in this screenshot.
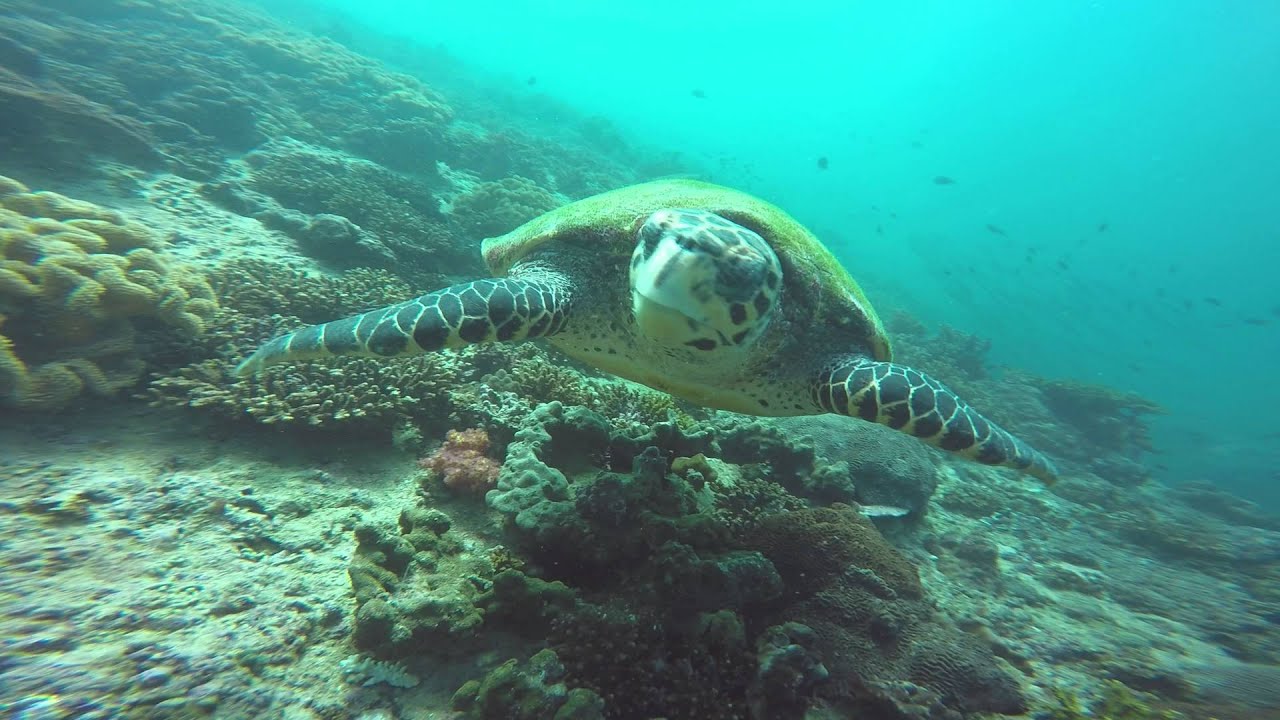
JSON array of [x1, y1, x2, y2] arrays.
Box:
[[0, 176, 216, 409], [450, 175, 562, 238]]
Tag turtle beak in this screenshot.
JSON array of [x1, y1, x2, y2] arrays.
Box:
[[633, 292, 700, 343], [630, 239, 714, 343]]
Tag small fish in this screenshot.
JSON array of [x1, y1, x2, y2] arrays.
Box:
[[817, 156, 829, 170], [1203, 297, 1222, 307], [527, 76, 537, 86], [875, 224, 884, 236], [1097, 222, 1109, 233], [911, 141, 923, 149], [933, 175, 956, 185], [889, 212, 897, 219], [1057, 259, 1069, 270], [1243, 317, 1268, 327], [691, 88, 707, 99], [1155, 287, 1166, 297], [1271, 305, 1280, 318], [1182, 299, 1193, 311], [858, 504, 911, 518], [985, 224, 1006, 236]]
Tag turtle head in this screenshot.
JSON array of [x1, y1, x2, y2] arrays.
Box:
[[629, 208, 781, 352]]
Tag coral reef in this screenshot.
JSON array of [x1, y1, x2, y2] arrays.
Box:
[[347, 507, 485, 656], [338, 655, 420, 688], [450, 175, 563, 238], [243, 138, 472, 270], [419, 427, 503, 495], [719, 415, 939, 514], [474, 400, 1025, 718], [205, 259, 413, 324], [148, 259, 467, 431], [1032, 377, 1166, 459], [747, 503, 1027, 716], [451, 649, 605, 720], [0, 175, 216, 409], [149, 353, 460, 429], [4, 3, 1277, 720], [0, 65, 164, 171], [488, 348, 699, 431], [2, 0, 453, 177]]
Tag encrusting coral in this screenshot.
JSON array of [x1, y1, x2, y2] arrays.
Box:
[[0, 175, 216, 409]]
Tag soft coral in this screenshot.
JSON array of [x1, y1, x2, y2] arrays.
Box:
[[419, 428, 501, 495]]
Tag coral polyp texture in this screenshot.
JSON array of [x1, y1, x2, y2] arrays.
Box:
[[420, 428, 503, 495], [0, 175, 216, 409]]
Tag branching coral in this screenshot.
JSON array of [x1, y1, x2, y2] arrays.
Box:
[[149, 259, 468, 430], [0, 176, 216, 409], [494, 349, 697, 431], [149, 354, 458, 428]]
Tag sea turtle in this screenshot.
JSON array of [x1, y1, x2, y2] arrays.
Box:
[[236, 179, 1057, 482]]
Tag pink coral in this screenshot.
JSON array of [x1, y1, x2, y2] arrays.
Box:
[[419, 428, 501, 495]]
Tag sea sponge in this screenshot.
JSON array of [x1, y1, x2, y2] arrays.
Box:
[[0, 176, 217, 409]]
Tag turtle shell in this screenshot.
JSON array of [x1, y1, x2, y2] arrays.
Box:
[[481, 179, 891, 362]]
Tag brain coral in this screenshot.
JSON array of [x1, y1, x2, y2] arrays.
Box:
[[0, 175, 216, 409]]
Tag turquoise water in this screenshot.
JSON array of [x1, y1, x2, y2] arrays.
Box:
[[300, 0, 1280, 503]]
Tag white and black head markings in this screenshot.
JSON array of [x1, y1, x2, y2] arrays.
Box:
[[629, 208, 782, 351]]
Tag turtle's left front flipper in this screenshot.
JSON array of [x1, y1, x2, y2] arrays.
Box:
[[234, 275, 571, 376], [814, 356, 1058, 484]]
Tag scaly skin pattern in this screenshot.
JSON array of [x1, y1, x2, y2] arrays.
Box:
[[814, 356, 1057, 483], [234, 270, 571, 376]]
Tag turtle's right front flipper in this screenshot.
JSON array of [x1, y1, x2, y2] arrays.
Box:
[[234, 276, 571, 376]]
